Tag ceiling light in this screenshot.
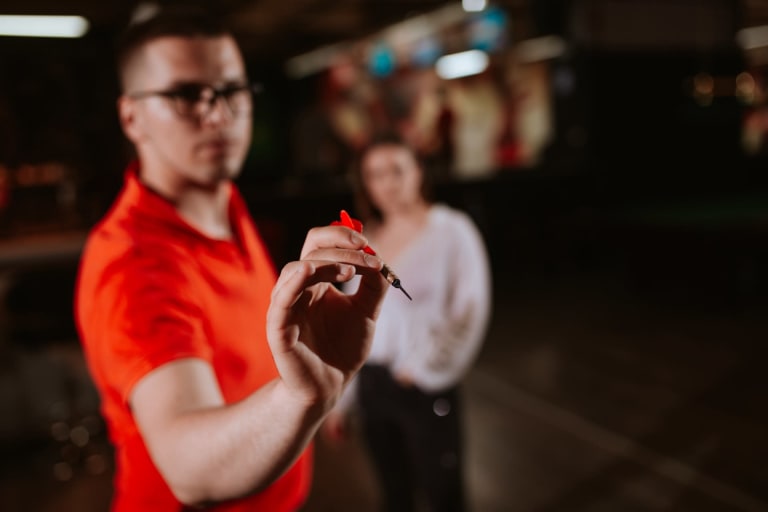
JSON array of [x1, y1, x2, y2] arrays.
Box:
[[436, 49, 489, 80], [0, 15, 89, 38], [462, 0, 487, 13]]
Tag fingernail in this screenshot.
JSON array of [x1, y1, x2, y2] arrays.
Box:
[[364, 253, 382, 268]]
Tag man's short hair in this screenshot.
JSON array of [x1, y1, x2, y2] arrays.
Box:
[[116, 6, 231, 89]]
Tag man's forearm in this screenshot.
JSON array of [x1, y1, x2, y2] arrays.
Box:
[[139, 377, 325, 506]]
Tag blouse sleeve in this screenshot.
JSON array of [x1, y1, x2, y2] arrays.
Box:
[[391, 211, 492, 392]]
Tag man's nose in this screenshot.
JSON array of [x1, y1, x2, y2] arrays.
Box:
[[201, 95, 234, 124]]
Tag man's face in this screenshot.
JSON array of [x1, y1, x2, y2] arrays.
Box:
[[120, 35, 252, 188]]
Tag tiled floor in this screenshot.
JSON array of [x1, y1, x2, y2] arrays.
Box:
[[1, 262, 767, 511]]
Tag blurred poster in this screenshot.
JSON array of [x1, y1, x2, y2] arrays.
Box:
[[292, 4, 558, 179], [504, 58, 555, 168]]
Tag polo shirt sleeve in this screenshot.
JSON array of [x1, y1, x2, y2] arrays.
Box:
[[99, 249, 212, 403]]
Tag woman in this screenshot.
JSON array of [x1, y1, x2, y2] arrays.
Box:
[[326, 132, 492, 512]]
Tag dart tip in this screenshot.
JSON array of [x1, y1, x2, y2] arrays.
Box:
[[381, 264, 412, 300], [396, 284, 413, 301]]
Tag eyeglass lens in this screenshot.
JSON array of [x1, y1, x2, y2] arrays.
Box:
[[172, 84, 253, 118]]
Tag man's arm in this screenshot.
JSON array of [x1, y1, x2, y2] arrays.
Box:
[[131, 358, 317, 504], [131, 224, 387, 506]]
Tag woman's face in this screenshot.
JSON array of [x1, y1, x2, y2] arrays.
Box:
[[361, 144, 423, 215]]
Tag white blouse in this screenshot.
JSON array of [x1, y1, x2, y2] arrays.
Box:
[[339, 203, 492, 407]]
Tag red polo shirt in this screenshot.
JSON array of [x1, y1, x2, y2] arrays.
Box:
[[75, 161, 311, 511]]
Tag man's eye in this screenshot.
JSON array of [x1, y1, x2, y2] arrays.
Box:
[[222, 85, 246, 98]]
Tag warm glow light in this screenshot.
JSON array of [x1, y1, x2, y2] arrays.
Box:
[[436, 49, 489, 80], [735, 72, 756, 104], [462, 0, 487, 12], [0, 15, 89, 38], [693, 73, 714, 106], [693, 73, 714, 95]]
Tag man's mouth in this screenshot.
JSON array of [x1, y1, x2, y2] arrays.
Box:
[[199, 139, 234, 155]]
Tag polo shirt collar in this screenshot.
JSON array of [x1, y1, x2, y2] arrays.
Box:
[[121, 159, 239, 245]]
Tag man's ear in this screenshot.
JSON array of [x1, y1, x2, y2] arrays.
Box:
[[118, 95, 143, 144]]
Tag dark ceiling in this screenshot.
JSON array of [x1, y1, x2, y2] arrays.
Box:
[[1, 0, 765, 64], [0, 0, 525, 63], [1, 0, 768, 68]]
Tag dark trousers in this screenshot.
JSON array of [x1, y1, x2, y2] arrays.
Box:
[[357, 364, 466, 512]]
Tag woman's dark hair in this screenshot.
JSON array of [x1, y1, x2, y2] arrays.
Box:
[[351, 131, 434, 223]]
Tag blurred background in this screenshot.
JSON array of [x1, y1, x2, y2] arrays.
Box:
[[0, 0, 767, 510]]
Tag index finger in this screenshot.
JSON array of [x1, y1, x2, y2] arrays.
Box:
[[300, 225, 370, 260]]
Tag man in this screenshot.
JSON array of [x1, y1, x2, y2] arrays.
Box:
[[75, 8, 387, 511]]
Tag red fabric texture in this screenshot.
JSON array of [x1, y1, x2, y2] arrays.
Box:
[[75, 161, 311, 511]]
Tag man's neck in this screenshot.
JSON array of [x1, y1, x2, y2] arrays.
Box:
[[176, 185, 233, 240], [139, 166, 233, 240]]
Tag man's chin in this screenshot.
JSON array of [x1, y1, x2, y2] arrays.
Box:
[[187, 164, 240, 190], [225, 162, 243, 180], [206, 156, 243, 179]]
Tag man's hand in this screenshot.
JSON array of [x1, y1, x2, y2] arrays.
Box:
[[266, 224, 387, 410], [129, 224, 386, 505]]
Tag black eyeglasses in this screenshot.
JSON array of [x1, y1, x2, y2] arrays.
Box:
[[127, 82, 260, 119]]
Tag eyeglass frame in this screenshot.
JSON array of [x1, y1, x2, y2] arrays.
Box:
[[126, 81, 261, 119]]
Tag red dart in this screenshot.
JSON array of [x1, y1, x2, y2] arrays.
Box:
[[332, 210, 412, 300]]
